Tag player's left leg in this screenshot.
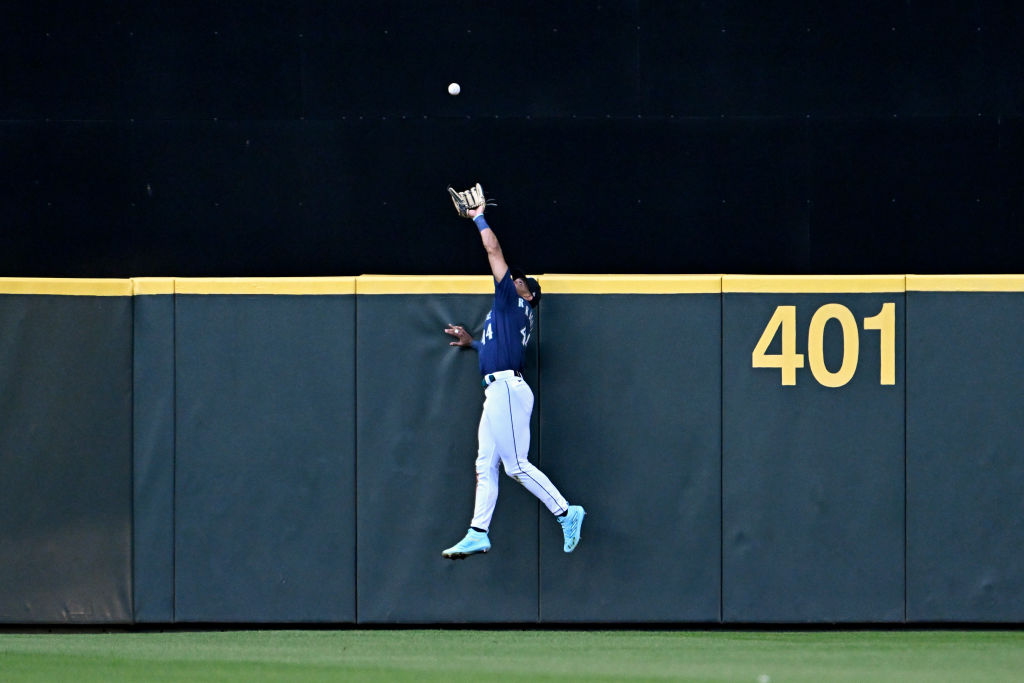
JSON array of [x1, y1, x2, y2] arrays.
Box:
[[493, 378, 568, 515], [497, 378, 586, 553]]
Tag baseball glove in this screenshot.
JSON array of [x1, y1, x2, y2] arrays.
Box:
[[447, 182, 495, 218]]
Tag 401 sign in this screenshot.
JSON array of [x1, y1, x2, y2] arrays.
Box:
[[752, 303, 896, 387]]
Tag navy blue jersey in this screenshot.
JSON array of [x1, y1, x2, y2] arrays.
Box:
[[475, 270, 535, 375]]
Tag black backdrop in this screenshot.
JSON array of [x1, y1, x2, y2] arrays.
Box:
[[2, 1, 1022, 277]]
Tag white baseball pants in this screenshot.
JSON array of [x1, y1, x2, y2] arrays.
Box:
[[471, 376, 568, 531]]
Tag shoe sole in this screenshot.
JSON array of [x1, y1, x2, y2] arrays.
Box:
[[442, 548, 489, 560]]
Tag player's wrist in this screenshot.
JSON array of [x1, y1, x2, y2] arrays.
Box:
[[473, 214, 490, 232]]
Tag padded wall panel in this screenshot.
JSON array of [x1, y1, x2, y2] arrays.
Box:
[[356, 290, 540, 623], [722, 284, 906, 622], [173, 293, 356, 622], [906, 290, 1024, 621], [537, 293, 722, 622], [0, 293, 133, 623], [132, 289, 176, 622]]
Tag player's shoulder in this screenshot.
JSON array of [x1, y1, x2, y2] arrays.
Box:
[[494, 270, 518, 306], [495, 268, 515, 289]]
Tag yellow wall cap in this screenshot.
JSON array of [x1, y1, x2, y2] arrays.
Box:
[[173, 277, 356, 295], [356, 275, 496, 294], [906, 275, 1024, 292], [2, 274, 1022, 295], [0, 278, 133, 296], [132, 278, 176, 295], [539, 274, 722, 294], [723, 275, 906, 293]]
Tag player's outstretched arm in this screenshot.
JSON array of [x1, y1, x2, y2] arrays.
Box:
[[468, 205, 509, 283]]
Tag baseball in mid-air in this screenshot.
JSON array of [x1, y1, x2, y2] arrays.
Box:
[[448, 82, 461, 96]]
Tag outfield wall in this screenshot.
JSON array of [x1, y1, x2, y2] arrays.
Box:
[[1, 275, 1022, 624]]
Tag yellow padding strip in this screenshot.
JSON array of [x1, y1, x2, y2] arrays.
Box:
[[357, 275, 496, 294], [132, 278, 176, 295], [0, 278, 133, 296], [3, 275, 1021, 296], [723, 275, 906, 293], [906, 275, 1024, 292], [174, 277, 355, 295], [539, 274, 722, 294]]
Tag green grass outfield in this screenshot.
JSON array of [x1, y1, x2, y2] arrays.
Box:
[[2, 629, 1023, 682]]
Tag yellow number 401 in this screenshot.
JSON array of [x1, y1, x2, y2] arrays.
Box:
[[751, 303, 896, 387]]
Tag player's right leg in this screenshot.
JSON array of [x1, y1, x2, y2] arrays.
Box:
[[470, 417, 501, 531], [442, 405, 499, 560]]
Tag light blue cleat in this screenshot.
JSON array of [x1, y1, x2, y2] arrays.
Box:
[[442, 528, 491, 560], [558, 505, 586, 553]]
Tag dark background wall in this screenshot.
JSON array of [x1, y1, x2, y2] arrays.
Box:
[[2, 1, 1022, 277]]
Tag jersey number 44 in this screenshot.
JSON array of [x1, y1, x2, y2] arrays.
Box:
[[480, 322, 531, 348]]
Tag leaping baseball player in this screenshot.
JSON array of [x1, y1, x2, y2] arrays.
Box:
[[442, 183, 585, 559]]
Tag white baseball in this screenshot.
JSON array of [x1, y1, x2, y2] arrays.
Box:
[[448, 82, 461, 96]]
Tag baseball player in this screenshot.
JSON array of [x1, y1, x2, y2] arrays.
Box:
[[441, 183, 585, 559]]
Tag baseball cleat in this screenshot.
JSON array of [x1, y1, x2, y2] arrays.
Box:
[[558, 505, 586, 553], [442, 529, 491, 560]]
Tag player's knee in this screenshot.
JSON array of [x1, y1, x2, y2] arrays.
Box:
[[504, 464, 525, 482], [476, 463, 499, 479]]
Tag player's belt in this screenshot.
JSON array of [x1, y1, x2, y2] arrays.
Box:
[[482, 370, 522, 386]]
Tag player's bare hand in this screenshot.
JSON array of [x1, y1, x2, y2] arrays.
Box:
[[467, 204, 485, 219], [445, 324, 473, 347]]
